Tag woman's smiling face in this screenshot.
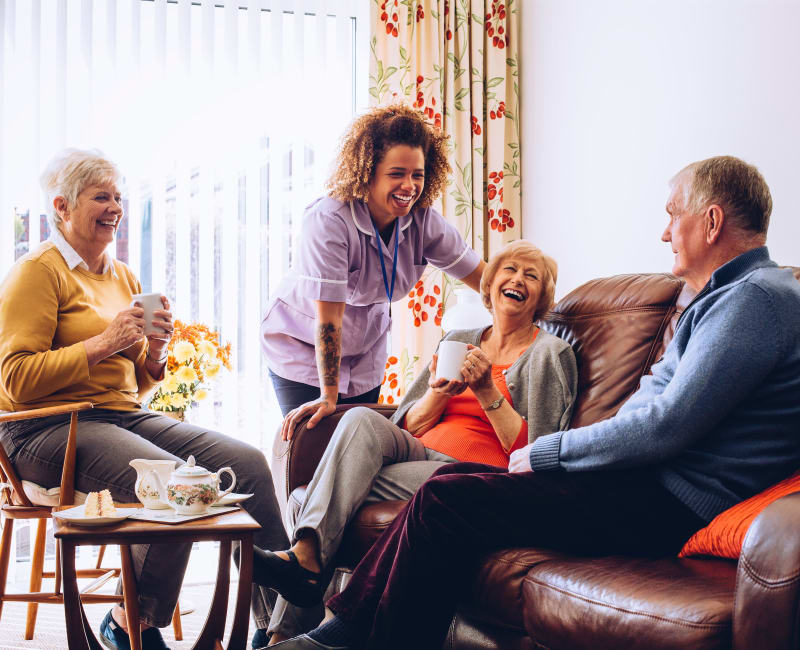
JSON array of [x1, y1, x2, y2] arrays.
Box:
[[489, 255, 544, 321], [58, 181, 123, 255], [366, 144, 425, 228]]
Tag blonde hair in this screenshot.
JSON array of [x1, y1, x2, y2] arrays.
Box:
[[40, 148, 121, 233], [480, 241, 558, 322], [325, 103, 451, 208]]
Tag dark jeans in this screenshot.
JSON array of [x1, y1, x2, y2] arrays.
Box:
[[326, 462, 706, 650], [268, 370, 381, 416]]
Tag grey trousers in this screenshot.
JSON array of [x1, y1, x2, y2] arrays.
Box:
[[0, 408, 288, 629], [268, 406, 456, 638]]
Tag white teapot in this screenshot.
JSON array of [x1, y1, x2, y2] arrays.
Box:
[[129, 459, 177, 510], [147, 455, 236, 515]]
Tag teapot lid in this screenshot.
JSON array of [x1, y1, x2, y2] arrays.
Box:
[[173, 455, 210, 477]]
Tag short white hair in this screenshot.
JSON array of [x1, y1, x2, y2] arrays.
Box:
[[39, 148, 121, 233]]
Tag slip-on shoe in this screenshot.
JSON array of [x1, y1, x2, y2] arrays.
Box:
[[99, 609, 172, 650], [267, 633, 349, 650]]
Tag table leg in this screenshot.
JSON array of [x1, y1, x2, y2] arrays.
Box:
[[194, 539, 231, 650], [228, 534, 252, 650], [60, 539, 92, 650], [120, 544, 143, 650]]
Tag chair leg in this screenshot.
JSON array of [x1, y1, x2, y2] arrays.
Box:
[[172, 599, 183, 641], [96, 544, 107, 569], [24, 517, 47, 639], [0, 517, 14, 622]]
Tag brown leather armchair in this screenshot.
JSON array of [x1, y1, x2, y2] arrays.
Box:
[[272, 268, 800, 650]]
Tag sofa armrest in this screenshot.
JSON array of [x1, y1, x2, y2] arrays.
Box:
[[733, 491, 800, 649], [270, 403, 397, 517]]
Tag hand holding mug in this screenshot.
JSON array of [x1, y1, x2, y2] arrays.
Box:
[[428, 354, 467, 397]]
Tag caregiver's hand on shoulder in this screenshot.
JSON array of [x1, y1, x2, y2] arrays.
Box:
[[428, 354, 468, 397], [281, 397, 337, 441], [508, 443, 534, 473]]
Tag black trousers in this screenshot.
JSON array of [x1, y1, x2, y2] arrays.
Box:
[[327, 462, 706, 650], [268, 370, 380, 416]]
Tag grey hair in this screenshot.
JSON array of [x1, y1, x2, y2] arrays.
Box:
[[39, 148, 121, 233], [672, 155, 772, 235]]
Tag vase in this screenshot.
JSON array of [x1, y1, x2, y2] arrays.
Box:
[[163, 409, 185, 422]]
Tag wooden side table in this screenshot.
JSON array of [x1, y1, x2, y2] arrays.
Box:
[[53, 505, 260, 650]]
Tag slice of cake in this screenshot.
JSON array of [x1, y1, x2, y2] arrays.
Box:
[[84, 489, 117, 517]]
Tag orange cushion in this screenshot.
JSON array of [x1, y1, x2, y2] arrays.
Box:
[[679, 472, 800, 559]]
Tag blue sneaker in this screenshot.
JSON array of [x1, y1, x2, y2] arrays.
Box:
[[99, 609, 172, 650], [252, 627, 271, 648]]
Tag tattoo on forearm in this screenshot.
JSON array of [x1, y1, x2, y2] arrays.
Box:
[[316, 322, 341, 387]]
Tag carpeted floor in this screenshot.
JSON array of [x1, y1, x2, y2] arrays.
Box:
[[0, 542, 254, 650]]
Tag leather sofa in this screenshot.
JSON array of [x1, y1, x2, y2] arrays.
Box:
[[271, 268, 800, 650]]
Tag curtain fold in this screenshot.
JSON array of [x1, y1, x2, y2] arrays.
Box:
[[372, 0, 521, 404]]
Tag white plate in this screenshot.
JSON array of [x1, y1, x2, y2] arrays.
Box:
[[212, 492, 254, 507], [53, 505, 139, 527]]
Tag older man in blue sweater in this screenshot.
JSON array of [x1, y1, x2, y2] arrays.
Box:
[[269, 156, 800, 650]]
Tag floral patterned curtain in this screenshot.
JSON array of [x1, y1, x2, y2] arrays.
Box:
[[373, 0, 522, 404]]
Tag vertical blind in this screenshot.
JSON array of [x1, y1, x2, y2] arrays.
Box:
[[0, 0, 369, 450]]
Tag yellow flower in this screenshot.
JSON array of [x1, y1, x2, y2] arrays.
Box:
[[161, 373, 180, 393], [197, 340, 217, 359], [170, 393, 189, 409], [205, 361, 221, 378], [173, 341, 197, 363], [176, 365, 198, 384], [195, 388, 208, 401]]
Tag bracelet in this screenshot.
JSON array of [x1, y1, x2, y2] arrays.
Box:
[[482, 395, 505, 411], [146, 350, 168, 364]]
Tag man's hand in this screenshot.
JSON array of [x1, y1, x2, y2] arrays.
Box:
[[508, 442, 534, 473], [281, 397, 337, 441]]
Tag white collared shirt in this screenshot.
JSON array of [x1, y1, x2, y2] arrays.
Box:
[[49, 225, 118, 279]]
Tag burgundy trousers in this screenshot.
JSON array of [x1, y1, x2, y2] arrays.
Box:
[[326, 462, 705, 650]]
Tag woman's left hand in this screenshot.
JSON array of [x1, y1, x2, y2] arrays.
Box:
[[145, 295, 174, 358], [461, 344, 493, 392]]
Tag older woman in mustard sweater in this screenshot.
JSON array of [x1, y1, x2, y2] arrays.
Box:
[[0, 149, 287, 650]]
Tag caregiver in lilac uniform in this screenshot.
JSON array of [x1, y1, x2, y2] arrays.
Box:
[[261, 104, 484, 441]]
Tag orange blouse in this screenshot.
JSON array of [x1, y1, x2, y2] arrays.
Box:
[[416, 363, 527, 467]]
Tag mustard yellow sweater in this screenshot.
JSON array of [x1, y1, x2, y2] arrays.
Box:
[[0, 242, 159, 411]]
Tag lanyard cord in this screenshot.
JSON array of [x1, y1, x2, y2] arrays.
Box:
[[372, 218, 399, 306]]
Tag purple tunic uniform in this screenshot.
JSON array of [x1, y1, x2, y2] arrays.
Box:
[[261, 197, 480, 397]]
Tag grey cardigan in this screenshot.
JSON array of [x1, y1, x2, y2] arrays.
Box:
[[391, 327, 578, 443]]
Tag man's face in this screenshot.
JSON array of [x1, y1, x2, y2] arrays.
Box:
[[661, 175, 709, 291]]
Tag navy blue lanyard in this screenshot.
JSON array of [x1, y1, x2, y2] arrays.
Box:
[[372, 219, 399, 308]]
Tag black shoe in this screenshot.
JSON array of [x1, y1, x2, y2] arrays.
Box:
[[269, 635, 349, 649], [252, 627, 270, 648], [98, 609, 172, 650], [251, 548, 329, 608]]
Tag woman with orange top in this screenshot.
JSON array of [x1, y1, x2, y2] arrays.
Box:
[[257, 241, 578, 644]]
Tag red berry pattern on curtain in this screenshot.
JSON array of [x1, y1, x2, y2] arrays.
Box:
[[371, 0, 521, 404]]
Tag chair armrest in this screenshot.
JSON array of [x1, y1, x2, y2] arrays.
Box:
[[733, 491, 800, 649], [270, 403, 397, 517], [0, 401, 94, 423], [0, 402, 93, 507]]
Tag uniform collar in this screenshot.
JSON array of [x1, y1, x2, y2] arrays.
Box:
[[49, 226, 117, 278], [349, 200, 414, 245]]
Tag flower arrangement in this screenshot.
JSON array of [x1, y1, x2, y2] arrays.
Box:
[[148, 320, 232, 415]]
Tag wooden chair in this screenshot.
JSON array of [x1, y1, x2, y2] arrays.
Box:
[[0, 402, 183, 641]]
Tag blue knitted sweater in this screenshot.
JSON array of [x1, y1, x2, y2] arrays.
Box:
[[531, 247, 800, 522]]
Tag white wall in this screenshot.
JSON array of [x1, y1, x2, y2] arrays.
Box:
[[520, 0, 800, 299]]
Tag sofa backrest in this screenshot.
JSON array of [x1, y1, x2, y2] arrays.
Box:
[[540, 266, 800, 429], [539, 273, 686, 428]]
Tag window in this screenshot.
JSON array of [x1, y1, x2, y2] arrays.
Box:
[[0, 0, 369, 451]]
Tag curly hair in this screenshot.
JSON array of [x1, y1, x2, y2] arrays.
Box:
[[326, 103, 451, 208]]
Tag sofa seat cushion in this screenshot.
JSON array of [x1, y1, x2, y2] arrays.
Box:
[[457, 548, 569, 631], [522, 556, 736, 650]]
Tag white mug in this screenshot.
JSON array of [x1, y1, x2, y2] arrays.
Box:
[[436, 341, 469, 381], [130, 292, 163, 336]]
